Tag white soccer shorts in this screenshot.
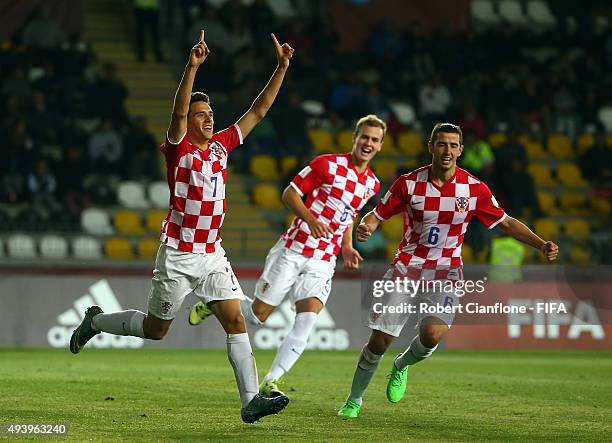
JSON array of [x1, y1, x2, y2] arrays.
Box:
[[254, 239, 335, 307], [148, 244, 245, 320], [367, 266, 459, 337]]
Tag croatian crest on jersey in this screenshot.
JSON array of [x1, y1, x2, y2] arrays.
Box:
[[209, 142, 225, 158], [456, 196, 469, 212]]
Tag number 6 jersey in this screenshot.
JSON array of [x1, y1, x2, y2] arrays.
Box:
[[374, 164, 506, 275], [159, 124, 243, 253], [283, 153, 380, 263]]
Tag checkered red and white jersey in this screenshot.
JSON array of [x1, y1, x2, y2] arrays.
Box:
[[374, 164, 506, 279], [282, 153, 380, 262], [158, 124, 243, 253]]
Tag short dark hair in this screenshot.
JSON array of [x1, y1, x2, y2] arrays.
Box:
[[429, 122, 463, 145], [189, 91, 210, 107]]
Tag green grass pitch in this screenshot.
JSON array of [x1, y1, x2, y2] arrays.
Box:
[[0, 348, 610, 442]]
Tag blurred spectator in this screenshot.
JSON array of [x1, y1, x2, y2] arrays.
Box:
[[247, 0, 277, 46], [551, 82, 578, 138], [57, 144, 91, 223], [186, 6, 228, 56], [88, 62, 128, 126], [133, 0, 164, 62], [21, 8, 66, 50], [418, 76, 451, 130], [224, 15, 253, 56], [271, 92, 313, 170], [460, 131, 494, 180], [493, 131, 527, 177], [579, 131, 612, 194], [1, 67, 32, 106], [125, 116, 161, 181], [87, 119, 124, 176], [27, 158, 62, 217], [497, 158, 541, 218], [27, 91, 62, 146], [458, 102, 487, 140]]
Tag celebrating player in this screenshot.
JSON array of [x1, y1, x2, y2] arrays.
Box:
[[189, 115, 385, 396], [337, 122, 559, 418], [69, 30, 295, 424]]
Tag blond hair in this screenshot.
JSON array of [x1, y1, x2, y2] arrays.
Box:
[[354, 114, 387, 140]]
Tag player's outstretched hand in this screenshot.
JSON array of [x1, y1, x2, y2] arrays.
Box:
[[541, 241, 559, 261], [271, 33, 294, 68], [357, 223, 373, 242], [308, 219, 333, 239], [189, 30, 210, 67], [342, 246, 363, 270]]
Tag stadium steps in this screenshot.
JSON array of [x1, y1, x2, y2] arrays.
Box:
[[82, 1, 174, 143]]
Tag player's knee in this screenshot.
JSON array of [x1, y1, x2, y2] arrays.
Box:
[[420, 326, 446, 348], [224, 312, 247, 334], [251, 302, 272, 323], [144, 325, 168, 340], [368, 331, 394, 354]]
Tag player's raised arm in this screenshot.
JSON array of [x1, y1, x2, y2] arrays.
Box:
[[236, 33, 294, 139], [281, 185, 332, 239], [168, 30, 210, 143], [357, 211, 381, 242], [498, 216, 559, 261]]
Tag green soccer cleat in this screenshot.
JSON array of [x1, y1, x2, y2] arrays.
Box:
[[241, 393, 289, 424], [337, 400, 361, 419], [69, 306, 103, 354], [259, 379, 284, 398], [386, 356, 408, 403], [188, 301, 213, 326]]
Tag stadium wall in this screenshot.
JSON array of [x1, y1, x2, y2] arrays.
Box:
[[1, 268, 610, 350]]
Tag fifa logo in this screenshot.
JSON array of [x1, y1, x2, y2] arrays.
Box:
[[456, 196, 469, 212]]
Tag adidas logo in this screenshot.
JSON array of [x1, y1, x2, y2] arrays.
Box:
[[253, 301, 349, 350], [47, 280, 144, 349]]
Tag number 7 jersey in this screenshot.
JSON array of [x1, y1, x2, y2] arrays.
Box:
[[158, 124, 243, 253], [374, 164, 506, 271], [283, 153, 380, 262]]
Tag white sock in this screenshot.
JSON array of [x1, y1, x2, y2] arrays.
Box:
[[226, 333, 258, 408], [91, 310, 145, 338], [395, 335, 437, 370], [348, 345, 382, 406], [264, 312, 318, 382], [241, 298, 263, 326]]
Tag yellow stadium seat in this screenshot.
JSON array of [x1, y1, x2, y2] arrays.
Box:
[[534, 218, 560, 240], [382, 135, 400, 156], [569, 245, 592, 264], [253, 183, 283, 208], [591, 197, 611, 215], [137, 238, 160, 259], [559, 192, 588, 215], [556, 163, 588, 188], [518, 134, 547, 159], [523, 246, 536, 263], [527, 163, 556, 187], [381, 214, 404, 241], [105, 238, 134, 259], [337, 129, 354, 150], [564, 218, 590, 242], [114, 209, 144, 235], [536, 191, 558, 215], [145, 209, 167, 233], [281, 156, 298, 177], [547, 134, 574, 159], [404, 159, 420, 170], [308, 128, 334, 152], [576, 134, 594, 155], [250, 154, 280, 181], [385, 242, 398, 262], [397, 131, 424, 156], [373, 159, 399, 183], [462, 243, 474, 264], [488, 132, 507, 147]]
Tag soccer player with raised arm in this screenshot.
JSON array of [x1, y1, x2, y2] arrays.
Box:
[[69, 30, 295, 424], [189, 115, 385, 396], [337, 122, 559, 418]]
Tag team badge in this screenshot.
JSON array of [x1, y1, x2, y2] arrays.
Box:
[[209, 142, 225, 158], [261, 282, 270, 293], [456, 196, 469, 212]]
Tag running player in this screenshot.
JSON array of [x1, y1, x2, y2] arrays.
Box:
[[190, 115, 385, 396], [337, 122, 559, 418], [69, 30, 294, 424]]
